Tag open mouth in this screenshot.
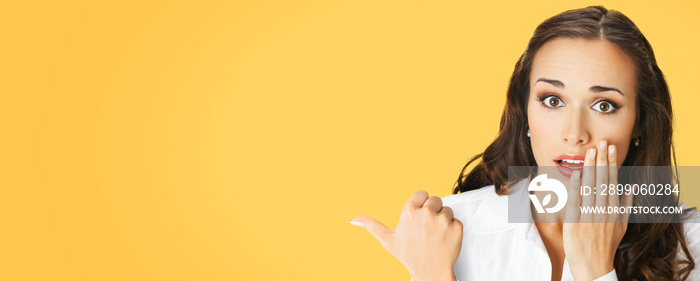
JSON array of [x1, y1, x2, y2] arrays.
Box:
[[553, 155, 585, 178], [555, 159, 584, 169]]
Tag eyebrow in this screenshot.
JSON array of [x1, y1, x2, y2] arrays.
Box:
[[535, 78, 625, 96]]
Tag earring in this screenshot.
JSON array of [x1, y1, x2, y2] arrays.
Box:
[[527, 129, 530, 138], [634, 137, 640, 147]]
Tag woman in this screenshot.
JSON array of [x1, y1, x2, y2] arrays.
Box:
[[350, 6, 699, 281]]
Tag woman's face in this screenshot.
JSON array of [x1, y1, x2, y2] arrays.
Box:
[[527, 38, 637, 181]]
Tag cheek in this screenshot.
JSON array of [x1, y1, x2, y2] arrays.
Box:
[[615, 144, 630, 165], [610, 128, 634, 165], [596, 115, 635, 164], [529, 127, 557, 166], [527, 104, 554, 166]]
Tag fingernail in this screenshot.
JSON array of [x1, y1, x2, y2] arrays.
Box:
[[609, 145, 616, 155], [589, 148, 596, 160], [572, 170, 580, 179], [349, 221, 364, 227], [599, 140, 607, 152]]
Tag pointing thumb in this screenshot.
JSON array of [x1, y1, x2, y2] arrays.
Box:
[[350, 216, 393, 245]]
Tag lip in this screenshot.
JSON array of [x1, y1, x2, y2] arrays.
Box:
[[553, 154, 585, 178], [554, 154, 586, 161]]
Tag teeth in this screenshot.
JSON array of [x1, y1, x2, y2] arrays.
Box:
[[561, 159, 583, 164]]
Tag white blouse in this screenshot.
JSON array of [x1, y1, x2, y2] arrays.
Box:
[[433, 177, 700, 281]]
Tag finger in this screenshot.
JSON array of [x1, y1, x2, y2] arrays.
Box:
[[424, 196, 443, 213], [565, 170, 582, 223], [581, 147, 597, 223], [595, 141, 609, 223], [440, 206, 455, 221], [595, 140, 609, 208], [608, 144, 619, 207], [451, 218, 464, 236], [405, 190, 430, 210], [621, 181, 635, 224], [350, 216, 393, 248]]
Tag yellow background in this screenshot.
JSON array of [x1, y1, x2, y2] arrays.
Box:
[[2, 1, 699, 280]]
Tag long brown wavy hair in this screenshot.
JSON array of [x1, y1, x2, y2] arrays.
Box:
[[452, 6, 695, 280]]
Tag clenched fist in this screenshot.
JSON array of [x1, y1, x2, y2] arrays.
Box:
[[351, 190, 462, 281]]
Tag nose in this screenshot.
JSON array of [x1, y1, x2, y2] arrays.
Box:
[[561, 108, 590, 145]]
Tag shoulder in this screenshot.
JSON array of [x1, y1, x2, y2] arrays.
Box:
[[679, 206, 700, 279], [439, 183, 514, 234], [441, 184, 499, 208], [440, 178, 528, 212]]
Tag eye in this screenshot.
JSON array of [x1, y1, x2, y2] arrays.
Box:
[[591, 100, 618, 114], [541, 95, 564, 108]]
